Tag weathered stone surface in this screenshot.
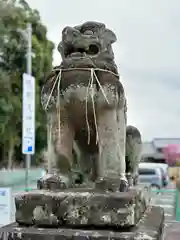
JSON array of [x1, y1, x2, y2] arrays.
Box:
[[41, 21, 142, 190], [37, 173, 90, 191], [37, 173, 138, 192], [15, 184, 150, 227], [37, 174, 69, 190], [0, 206, 164, 240], [163, 221, 180, 240], [95, 176, 129, 192]]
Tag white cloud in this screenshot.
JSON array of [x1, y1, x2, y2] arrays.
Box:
[[27, 0, 180, 140], [123, 76, 180, 141]]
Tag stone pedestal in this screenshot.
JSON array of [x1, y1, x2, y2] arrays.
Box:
[[163, 221, 180, 240], [0, 206, 164, 240], [15, 184, 150, 228]]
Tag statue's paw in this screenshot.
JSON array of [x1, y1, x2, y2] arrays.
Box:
[[119, 179, 129, 192], [133, 175, 139, 186], [95, 177, 129, 192], [37, 173, 70, 190], [126, 173, 134, 187]]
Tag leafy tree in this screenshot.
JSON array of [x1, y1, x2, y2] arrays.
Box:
[[0, 0, 54, 168]]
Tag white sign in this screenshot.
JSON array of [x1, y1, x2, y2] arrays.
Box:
[[0, 188, 12, 227], [22, 73, 35, 155]]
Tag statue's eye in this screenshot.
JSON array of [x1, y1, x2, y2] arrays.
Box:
[[83, 30, 93, 35]]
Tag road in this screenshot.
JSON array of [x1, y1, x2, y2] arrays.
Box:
[[151, 188, 175, 221], [150, 182, 176, 221]]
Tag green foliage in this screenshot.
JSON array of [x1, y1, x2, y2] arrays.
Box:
[[0, 0, 54, 167]]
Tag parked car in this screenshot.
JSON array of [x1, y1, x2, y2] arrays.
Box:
[[138, 164, 163, 189], [139, 162, 169, 187]]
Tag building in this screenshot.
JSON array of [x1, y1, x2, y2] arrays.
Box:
[[142, 138, 180, 164]]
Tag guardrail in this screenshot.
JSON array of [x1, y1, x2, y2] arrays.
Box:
[[175, 189, 180, 221]]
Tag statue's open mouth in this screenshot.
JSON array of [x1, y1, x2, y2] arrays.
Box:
[[64, 44, 100, 59]]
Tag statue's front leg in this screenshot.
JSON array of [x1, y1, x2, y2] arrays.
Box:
[[39, 108, 75, 190], [52, 109, 75, 176], [96, 107, 128, 192]]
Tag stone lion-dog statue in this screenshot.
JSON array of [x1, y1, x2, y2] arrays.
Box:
[[41, 21, 142, 192]]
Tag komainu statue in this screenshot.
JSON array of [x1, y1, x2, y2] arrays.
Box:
[[41, 21, 142, 192], [10, 22, 164, 239]]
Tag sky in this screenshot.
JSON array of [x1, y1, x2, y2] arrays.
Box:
[[27, 0, 180, 141]]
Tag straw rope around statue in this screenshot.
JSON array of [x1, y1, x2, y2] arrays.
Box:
[[43, 67, 120, 145]]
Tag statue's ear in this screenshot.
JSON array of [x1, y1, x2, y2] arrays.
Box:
[[103, 28, 117, 44]]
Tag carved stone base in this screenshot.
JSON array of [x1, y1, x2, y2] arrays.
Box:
[[37, 173, 138, 192], [15, 184, 150, 228], [0, 206, 164, 240]]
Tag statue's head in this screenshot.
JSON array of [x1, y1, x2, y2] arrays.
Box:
[[58, 21, 118, 73], [41, 22, 122, 112]]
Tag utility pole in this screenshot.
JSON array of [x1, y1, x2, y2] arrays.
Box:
[[20, 23, 35, 191], [25, 23, 32, 190], [26, 23, 32, 76]]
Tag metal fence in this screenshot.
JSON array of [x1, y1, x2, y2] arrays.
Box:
[[175, 189, 180, 221]]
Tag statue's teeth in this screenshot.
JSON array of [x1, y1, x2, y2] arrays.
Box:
[[70, 52, 82, 57]]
